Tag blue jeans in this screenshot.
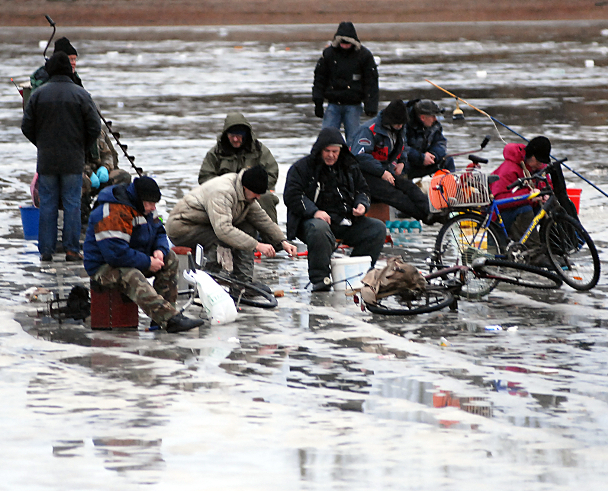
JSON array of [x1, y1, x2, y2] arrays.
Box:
[[38, 173, 82, 256], [322, 103, 363, 144]]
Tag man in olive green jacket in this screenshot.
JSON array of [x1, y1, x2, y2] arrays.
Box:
[[168, 167, 296, 282], [198, 112, 280, 223]]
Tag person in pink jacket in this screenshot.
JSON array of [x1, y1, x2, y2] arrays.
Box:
[[489, 136, 552, 247]]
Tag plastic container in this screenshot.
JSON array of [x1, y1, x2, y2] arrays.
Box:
[[566, 188, 582, 213], [331, 255, 372, 291], [19, 205, 39, 240]]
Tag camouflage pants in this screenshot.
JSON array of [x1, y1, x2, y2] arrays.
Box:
[[91, 249, 179, 325]]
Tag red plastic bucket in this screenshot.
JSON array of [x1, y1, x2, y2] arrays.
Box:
[[566, 188, 582, 213]]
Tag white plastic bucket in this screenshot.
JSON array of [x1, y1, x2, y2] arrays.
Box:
[[331, 256, 371, 291]]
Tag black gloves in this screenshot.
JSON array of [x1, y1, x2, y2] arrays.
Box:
[[314, 100, 324, 118], [365, 110, 377, 117]]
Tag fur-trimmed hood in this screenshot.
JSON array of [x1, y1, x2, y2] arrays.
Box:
[[331, 22, 361, 50]]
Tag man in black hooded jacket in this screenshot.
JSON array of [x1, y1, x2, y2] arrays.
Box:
[[284, 127, 386, 292], [312, 22, 379, 143]]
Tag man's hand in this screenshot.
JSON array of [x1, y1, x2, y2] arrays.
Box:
[[381, 170, 395, 186], [282, 241, 298, 257], [423, 152, 436, 166], [153, 250, 164, 261], [314, 102, 324, 118], [352, 204, 366, 217], [314, 210, 331, 224], [149, 256, 164, 272], [392, 162, 404, 176], [365, 110, 377, 117], [256, 242, 276, 258]]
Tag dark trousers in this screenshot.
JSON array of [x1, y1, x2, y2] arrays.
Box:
[[362, 172, 429, 220], [404, 156, 455, 179], [298, 217, 386, 284]]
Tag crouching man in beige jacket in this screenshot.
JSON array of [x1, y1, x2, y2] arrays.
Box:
[[167, 166, 297, 283]]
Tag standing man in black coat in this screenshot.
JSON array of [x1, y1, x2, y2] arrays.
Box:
[[312, 22, 379, 143], [22, 51, 101, 262], [284, 128, 386, 292]]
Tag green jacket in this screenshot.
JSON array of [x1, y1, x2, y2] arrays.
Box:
[[198, 113, 279, 190]]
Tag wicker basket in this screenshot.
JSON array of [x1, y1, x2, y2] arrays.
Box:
[[429, 170, 492, 212]]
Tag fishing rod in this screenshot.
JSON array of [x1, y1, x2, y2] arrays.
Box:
[[43, 15, 56, 60], [96, 107, 143, 177], [426, 79, 608, 199]]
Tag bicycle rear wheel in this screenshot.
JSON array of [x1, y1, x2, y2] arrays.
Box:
[[472, 258, 563, 289], [364, 285, 454, 316], [543, 214, 600, 291], [433, 213, 505, 298], [206, 272, 278, 308]]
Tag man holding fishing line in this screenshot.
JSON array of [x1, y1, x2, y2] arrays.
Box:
[[284, 127, 386, 292], [167, 166, 297, 285]]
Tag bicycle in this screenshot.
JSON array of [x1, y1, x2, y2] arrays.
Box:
[[362, 259, 561, 316], [430, 158, 600, 294]]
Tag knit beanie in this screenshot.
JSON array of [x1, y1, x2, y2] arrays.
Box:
[[54, 37, 78, 57], [382, 99, 408, 126], [45, 52, 73, 77], [134, 176, 162, 202], [241, 166, 268, 194], [525, 136, 551, 164]]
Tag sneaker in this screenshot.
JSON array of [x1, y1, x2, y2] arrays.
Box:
[[41, 254, 53, 262], [65, 251, 83, 262], [166, 313, 205, 333]]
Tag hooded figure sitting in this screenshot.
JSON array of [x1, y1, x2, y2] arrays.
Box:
[[83, 176, 205, 333], [31, 37, 82, 93], [312, 21, 379, 143], [283, 127, 387, 292]]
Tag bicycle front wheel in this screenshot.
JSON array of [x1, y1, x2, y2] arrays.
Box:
[[472, 258, 563, 289], [364, 286, 454, 316], [543, 214, 600, 291], [207, 272, 278, 308], [434, 213, 506, 298]]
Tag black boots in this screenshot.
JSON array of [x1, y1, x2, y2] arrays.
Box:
[[166, 313, 205, 333]]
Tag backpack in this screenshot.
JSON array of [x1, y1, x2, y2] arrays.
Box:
[[361, 257, 427, 305]]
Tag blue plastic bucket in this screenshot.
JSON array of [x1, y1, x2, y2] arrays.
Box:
[[20, 205, 39, 240]]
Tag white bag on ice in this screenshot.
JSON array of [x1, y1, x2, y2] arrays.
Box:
[[183, 269, 237, 325]]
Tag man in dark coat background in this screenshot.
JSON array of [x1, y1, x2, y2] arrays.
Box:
[[283, 127, 386, 292], [312, 22, 379, 143], [22, 51, 101, 262]]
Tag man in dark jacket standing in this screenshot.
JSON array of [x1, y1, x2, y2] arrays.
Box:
[[350, 100, 433, 223], [312, 22, 379, 143], [284, 127, 386, 292], [404, 99, 455, 178], [84, 176, 205, 333], [22, 51, 101, 262]]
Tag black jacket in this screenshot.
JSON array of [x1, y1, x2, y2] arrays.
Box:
[[21, 74, 100, 175], [283, 127, 371, 240], [312, 22, 379, 113]]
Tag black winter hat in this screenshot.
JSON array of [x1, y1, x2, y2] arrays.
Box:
[[54, 37, 78, 57], [226, 124, 249, 137], [525, 136, 551, 164], [45, 52, 73, 77], [134, 176, 162, 202], [242, 166, 268, 195], [382, 100, 408, 126]]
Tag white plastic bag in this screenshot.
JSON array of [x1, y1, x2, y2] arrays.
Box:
[[183, 270, 237, 325]]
